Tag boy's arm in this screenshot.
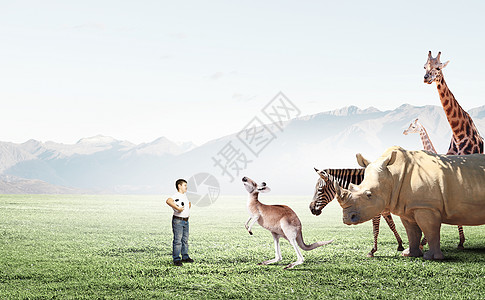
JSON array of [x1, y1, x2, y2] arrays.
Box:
[[166, 198, 184, 212]]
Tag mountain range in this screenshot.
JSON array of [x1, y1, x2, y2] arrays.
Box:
[[2, 104, 485, 195]]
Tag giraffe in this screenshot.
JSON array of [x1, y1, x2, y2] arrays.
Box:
[[403, 119, 437, 153], [403, 118, 465, 249], [424, 51, 484, 249], [424, 51, 484, 155]]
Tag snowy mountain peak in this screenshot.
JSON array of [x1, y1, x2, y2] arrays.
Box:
[[77, 135, 117, 145], [176, 141, 198, 152], [22, 139, 42, 146], [130, 136, 185, 156], [325, 105, 381, 116], [397, 103, 417, 110]]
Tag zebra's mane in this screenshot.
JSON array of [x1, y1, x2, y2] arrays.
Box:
[[320, 168, 365, 189]]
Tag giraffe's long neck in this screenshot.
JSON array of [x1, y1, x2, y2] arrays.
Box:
[[436, 76, 465, 135], [419, 128, 437, 154], [418, 125, 437, 154], [436, 75, 484, 154]]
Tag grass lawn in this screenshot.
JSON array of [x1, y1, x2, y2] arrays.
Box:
[[1, 194, 485, 299]]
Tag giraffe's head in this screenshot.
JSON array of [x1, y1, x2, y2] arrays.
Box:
[[403, 119, 421, 135], [423, 51, 450, 84]]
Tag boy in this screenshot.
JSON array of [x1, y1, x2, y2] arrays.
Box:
[[166, 179, 193, 266]]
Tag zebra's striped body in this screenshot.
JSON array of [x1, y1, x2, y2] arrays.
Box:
[[310, 168, 404, 257]]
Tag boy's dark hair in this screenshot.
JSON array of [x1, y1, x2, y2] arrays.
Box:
[[175, 179, 187, 191]]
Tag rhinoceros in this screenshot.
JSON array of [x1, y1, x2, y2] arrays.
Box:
[[334, 146, 485, 260]]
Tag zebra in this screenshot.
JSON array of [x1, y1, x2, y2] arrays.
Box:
[[310, 167, 404, 257]]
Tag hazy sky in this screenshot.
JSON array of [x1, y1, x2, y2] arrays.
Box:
[[1, 1, 484, 145]]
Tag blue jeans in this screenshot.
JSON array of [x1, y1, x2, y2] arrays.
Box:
[[172, 217, 189, 261]]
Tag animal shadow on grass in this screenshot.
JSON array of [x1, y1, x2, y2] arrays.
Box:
[[256, 258, 331, 271], [367, 246, 485, 263], [442, 247, 485, 262], [368, 254, 405, 260]]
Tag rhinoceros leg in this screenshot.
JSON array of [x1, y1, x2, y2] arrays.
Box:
[[400, 217, 423, 257], [414, 210, 444, 260]]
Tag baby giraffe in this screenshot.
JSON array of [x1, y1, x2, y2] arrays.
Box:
[[242, 176, 333, 269]]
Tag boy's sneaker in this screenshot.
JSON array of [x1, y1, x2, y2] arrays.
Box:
[[182, 257, 194, 263], [173, 260, 183, 266]]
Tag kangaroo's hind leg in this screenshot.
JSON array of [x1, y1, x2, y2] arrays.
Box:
[[282, 226, 304, 269], [284, 238, 304, 269], [259, 232, 282, 265]]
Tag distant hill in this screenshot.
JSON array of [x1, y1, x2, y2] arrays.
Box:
[[0, 175, 85, 194], [1, 104, 485, 195]]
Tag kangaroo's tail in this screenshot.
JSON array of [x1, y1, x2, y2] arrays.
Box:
[[296, 229, 333, 251]]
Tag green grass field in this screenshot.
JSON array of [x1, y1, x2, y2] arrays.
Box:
[[1, 194, 485, 299]]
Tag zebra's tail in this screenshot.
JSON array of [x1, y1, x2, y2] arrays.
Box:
[[296, 230, 333, 251]]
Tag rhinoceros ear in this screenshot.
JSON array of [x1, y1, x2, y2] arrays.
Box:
[[356, 153, 371, 168], [383, 151, 397, 166]]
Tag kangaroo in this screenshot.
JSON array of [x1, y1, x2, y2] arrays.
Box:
[[242, 176, 333, 269]]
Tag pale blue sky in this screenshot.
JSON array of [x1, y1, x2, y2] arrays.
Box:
[[1, 1, 484, 145]]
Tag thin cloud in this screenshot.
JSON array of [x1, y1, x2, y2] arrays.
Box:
[[232, 93, 257, 102], [210, 72, 224, 80], [210, 70, 238, 80], [115, 27, 136, 32], [70, 23, 106, 31], [169, 32, 188, 39]]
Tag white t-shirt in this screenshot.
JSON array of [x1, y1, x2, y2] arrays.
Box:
[[171, 192, 190, 218]]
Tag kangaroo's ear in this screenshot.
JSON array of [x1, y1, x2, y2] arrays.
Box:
[[258, 186, 271, 193], [356, 153, 371, 168]]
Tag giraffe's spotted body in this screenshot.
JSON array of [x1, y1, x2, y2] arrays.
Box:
[[423, 51, 484, 156]]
